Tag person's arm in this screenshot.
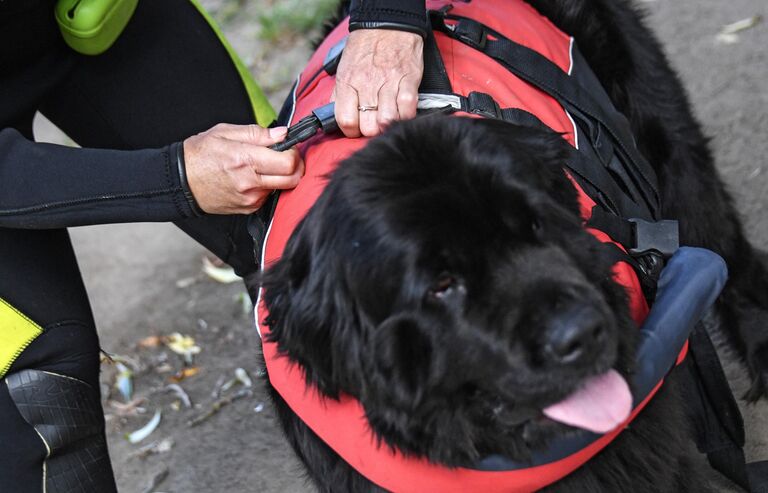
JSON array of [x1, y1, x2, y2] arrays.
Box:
[[334, 0, 426, 138], [0, 128, 195, 228], [0, 125, 302, 229]]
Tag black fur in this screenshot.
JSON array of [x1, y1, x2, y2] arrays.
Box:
[[260, 1, 768, 491]]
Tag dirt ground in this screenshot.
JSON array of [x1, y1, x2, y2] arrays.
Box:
[[32, 0, 767, 491]]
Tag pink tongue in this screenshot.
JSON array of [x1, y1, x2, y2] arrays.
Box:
[[542, 369, 632, 434]]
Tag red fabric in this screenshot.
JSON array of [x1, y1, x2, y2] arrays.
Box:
[[256, 1, 664, 490]]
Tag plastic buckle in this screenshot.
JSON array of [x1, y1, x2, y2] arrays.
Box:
[[629, 218, 679, 258], [270, 113, 322, 151], [467, 92, 501, 119], [311, 102, 338, 133], [636, 252, 665, 281], [454, 18, 487, 49], [322, 37, 347, 75], [428, 5, 454, 25]]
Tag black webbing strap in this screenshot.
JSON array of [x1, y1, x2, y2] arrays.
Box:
[[588, 207, 679, 257], [565, 141, 647, 219], [750, 463, 768, 493], [457, 91, 556, 130], [683, 323, 768, 492], [451, 90, 670, 261], [684, 323, 751, 490], [419, 23, 453, 94], [457, 92, 649, 221], [499, 107, 552, 130], [432, 13, 661, 220]]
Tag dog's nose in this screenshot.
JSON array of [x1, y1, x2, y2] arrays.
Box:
[[542, 305, 604, 366]]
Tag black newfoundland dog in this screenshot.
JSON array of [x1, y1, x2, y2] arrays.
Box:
[[260, 1, 768, 491]]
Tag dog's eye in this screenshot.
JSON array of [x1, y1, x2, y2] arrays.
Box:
[[427, 275, 461, 300], [531, 216, 542, 234]]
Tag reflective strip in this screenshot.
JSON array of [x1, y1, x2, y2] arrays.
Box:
[[417, 93, 462, 111], [0, 298, 43, 378], [187, 0, 277, 127]]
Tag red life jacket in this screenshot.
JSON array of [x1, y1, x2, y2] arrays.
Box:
[[256, 1, 684, 490]]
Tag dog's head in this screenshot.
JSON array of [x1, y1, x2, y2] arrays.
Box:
[[262, 116, 638, 465]]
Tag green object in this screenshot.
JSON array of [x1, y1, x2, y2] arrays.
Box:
[[55, 0, 139, 55], [0, 298, 43, 379], [188, 0, 276, 126]]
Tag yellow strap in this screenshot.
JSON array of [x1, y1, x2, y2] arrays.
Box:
[[0, 298, 43, 379]]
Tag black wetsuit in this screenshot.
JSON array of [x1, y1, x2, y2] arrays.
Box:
[[0, 0, 426, 491]]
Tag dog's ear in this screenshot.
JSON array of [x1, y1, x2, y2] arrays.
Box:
[[364, 314, 436, 411], [261, 214, 367, 398], [362, 314, 485, 462]]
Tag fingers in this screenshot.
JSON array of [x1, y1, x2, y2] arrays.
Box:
[[231, 150, 304, 214], [251, 163, 305, 190], [333, 29, 425, 137], [236, 146, 303, 189], [239, 143, 301, 176], [213, 123, 288, 146], [358, 76, 415, 136], [397, 74, 420, 120], [376, 80, 399, 130], [358, 101, 380, 137], [334, 82, 362, 138], [182, 127, 304, 215]]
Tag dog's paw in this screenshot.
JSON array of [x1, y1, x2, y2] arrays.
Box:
[[745, 341, 768, 402]]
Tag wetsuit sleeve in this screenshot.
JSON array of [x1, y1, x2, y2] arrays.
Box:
[[0, 128, 201, 229], [349, 0, 428, 37]]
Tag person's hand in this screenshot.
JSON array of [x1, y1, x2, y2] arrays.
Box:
[[183, 124, 304, 214], [333, 29, 424, 137]]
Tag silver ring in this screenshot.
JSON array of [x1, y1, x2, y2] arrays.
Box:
[[358, 105, 378, 112]]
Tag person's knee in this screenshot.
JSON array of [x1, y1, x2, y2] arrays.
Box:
[[12, 320, 102, 386], [5, 368, 117, 492]]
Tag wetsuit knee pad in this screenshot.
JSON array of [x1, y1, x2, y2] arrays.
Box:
[[1, 298, 115, 491], [6, 369, 116, 492]]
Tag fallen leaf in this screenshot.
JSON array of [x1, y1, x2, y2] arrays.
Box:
[[202, 256, 241, 283], [128, 438, 174, 460], [165, 332, 201, 364], [114, 362, 134, 401], [236, 292, 253, 315], [235, 367, 253, 388], [220, 367, 253, 393], [168, 366, 200, 383], [187, 389, 252, 427], [716, 15, 762, 44], [102, 353, 142, 371], [109, 397, 147, 417], [165, 384, 192, 408], [126, 409, 162, 444], [155, 363, 174, 374], [137, 335, 165, 349]]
